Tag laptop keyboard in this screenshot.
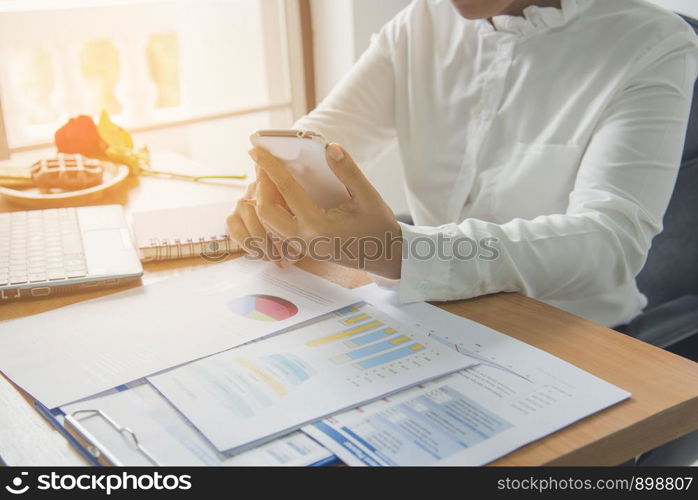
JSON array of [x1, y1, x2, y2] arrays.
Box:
[[0, 208, 88, 286]]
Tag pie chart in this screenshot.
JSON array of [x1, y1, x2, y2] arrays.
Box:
[[228, 294, 299, 322]]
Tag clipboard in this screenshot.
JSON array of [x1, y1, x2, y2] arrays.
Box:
[[33, 383, 339, 467], [33, 400, 101, 466], [33, 400, 160, 466], [64, 409, 159, 466]]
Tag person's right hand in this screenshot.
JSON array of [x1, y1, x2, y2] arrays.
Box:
[[226, 176, 302, 267]]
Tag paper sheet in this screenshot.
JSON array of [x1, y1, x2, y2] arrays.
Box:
[[61, 382, 333, 466], [0, 259, 360, 408], [148, 304, 477, 454], [302, 284, 631, 466]]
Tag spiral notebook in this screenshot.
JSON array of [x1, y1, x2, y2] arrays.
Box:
[[131, 202, 240, 262]]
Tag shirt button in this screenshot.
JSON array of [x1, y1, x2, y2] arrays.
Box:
[[497, 45, 512, 57]]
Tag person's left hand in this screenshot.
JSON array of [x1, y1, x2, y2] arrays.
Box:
[[250, 143, 403, 279]]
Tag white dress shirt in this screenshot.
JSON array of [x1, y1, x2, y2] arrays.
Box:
[[295, 0, 698, 326]]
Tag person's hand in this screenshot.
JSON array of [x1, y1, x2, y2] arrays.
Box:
[[225, 179, 302, 267], [250, 143, 403, 279]]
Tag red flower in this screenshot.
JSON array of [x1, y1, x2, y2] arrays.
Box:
[[54, 115, 106, 158]]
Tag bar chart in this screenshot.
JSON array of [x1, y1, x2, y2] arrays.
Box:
[[308, 309, 430, 372], [149, 303, 474, 453]]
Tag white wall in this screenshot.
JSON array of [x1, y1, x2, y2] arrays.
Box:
[[308, 0, 355, 101], [647, 0, 698, 17], [310, 0, 409, 98]]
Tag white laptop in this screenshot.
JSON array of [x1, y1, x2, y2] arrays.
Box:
[[0, 205, 143, 301]]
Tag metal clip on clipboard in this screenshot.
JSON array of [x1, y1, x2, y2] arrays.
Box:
[[64, 409, 160, 466]]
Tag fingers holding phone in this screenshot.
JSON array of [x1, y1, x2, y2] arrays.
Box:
[[226, 180, 301, 267], [250, 136, 403, 279]]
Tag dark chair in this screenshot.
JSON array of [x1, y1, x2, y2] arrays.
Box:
[[622, 14, 698, 354], [618, 14, 698, 467]]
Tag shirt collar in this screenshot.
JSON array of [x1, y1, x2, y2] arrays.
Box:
[[477, 0, 594, 38]]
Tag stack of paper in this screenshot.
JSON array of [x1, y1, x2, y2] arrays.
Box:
[[0, 258, 361, 408], [60, 383, 334, 467], [301, 285, 631, 466], [0, 264, 631, 466], [148, 303, 476, 453]]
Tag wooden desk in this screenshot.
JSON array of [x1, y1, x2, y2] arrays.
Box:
[[1, 175, 697, 466]]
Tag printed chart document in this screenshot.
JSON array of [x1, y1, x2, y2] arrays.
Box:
[[302, 285, 631, 465], [61, 383, 333, 466], [0, 259, 360, 408], [149, 304, 477, 454]]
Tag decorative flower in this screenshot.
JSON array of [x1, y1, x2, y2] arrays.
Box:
[[53, 111, 246, 181], [55, 115, 107, 159], [96, 110, 147, 175]]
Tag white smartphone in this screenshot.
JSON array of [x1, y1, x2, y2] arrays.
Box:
[[249, 129, 351, 209]]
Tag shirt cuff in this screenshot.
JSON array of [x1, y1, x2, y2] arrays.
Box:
[[395, 221, 500, 303], [395, 222, 453, 303]]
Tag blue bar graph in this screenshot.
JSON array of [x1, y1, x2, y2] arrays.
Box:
[[336, 306, 360, 316], [354, 343, 426, 370], [345, 327, 397, 347], [331, 337, 411, 364]]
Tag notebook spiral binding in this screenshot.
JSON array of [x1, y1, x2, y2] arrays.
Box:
[[144, 235, 236, 262]]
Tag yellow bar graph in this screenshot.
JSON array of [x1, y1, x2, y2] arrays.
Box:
[[306, 321, 384, 347], [389, 336, 409, 345], [342, 313, 370, 324]]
